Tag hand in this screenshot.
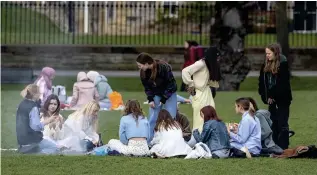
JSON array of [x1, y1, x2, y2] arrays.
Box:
[[187, 86, 195, 96], [149, 101, 155, 108], [268, 98, 275, 105], [93, 141, 99, 146], [48, 123, 54, 129]]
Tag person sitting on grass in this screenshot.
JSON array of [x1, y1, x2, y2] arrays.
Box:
[[175, 106, 192, 142], [193, 106, 231, 158], [40, 94, 65, 143], [228, 98, 262, 158], [108, 100, 150, 157], [87, 71, 113, 109], [59, 101, 102, 152], [247, 97, 283, 155], [16, 84, 59, 154], [150, 109, 192, 158], [69, 72, 99, 109]]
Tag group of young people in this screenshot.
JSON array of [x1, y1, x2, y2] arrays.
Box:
[[16, 42, 292, 158]]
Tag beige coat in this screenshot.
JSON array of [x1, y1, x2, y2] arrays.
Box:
[[182, 60, 218, 132], [70, 72, 99, 109]]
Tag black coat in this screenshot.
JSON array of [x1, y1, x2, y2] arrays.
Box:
[[258, 61, 292, 105]]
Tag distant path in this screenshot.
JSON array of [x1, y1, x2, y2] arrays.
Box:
[[34, 70, 317, 77]]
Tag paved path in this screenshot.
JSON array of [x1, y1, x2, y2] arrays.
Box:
[[34, 70, 317, 77]]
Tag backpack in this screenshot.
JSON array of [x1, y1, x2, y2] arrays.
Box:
[[52, 85, 67, 104], [184, 142, 212, 159]]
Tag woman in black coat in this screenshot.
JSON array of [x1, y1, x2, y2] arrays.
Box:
[[258, 43, 292, 150]]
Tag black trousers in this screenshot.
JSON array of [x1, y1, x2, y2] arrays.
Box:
[[268, 103, 290, 149]]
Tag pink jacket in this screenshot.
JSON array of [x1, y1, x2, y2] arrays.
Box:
[[36, 77, 51, 106], [70, 81, 99, 109]]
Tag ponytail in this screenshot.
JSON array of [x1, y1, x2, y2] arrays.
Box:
[[235, 97, 255, 118], [248, 102, 255, 117]]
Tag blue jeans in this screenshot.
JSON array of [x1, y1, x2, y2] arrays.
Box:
[[148, 93, 177, 141], [38, 139, 58, 154]]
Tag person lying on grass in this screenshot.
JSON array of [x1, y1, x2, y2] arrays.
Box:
[[40, 94, 64, 143], [16, 84, 60, 154], [108, 100, 150, 157]]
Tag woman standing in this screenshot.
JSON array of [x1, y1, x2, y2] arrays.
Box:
[[182, 46, 221, 133], [180, 40, 204, 91], [136, 53, 178, 142], [258, 43, 292, 149]]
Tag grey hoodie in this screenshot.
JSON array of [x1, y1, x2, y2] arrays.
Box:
[[95, 75, 113, 102]]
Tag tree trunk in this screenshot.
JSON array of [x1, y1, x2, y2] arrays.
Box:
[[275, 2, 291, 68], [211, 3, 251, 91]]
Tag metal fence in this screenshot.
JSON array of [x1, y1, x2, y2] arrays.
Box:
[[1, 1, 317, 48]]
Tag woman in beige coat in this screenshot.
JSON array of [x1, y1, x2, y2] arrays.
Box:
[[70, 72, 99, 109], [182, 46, 221, 147]]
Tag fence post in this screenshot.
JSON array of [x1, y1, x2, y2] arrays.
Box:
[[84, 1, 89, 34], [199, 4, 203, 44]]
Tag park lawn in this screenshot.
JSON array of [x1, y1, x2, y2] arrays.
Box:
[[1, 78, 317, 174], [1, 6, 317, 48], [2, 76, 317, 92]]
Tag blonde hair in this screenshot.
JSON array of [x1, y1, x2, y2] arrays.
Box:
[[20, 84, 39, 100], [68, 101, 100, 132]]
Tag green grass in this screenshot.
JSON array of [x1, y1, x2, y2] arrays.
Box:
[[1, 77, 317, 174], [1, 6, 317, 48], [2, 76, 317, 92]]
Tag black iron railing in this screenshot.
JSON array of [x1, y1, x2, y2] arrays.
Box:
[[1, 1, 316, 48]]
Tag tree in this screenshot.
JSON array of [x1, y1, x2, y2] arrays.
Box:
[[275, 2, 291, 68], [210, 2, 258, 91]]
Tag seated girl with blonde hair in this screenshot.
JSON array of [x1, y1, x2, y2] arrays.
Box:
[[150, 109, 192, 158], [40, 94, 64, 143], [16, 84, 60, 154], [59, 101, 102, 152], [108, 100, 150, 156]]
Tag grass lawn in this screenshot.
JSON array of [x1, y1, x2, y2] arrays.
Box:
[[1, 6, 317, 48], [1, 76, 317, 174]]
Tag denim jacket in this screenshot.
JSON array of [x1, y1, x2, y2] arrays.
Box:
[[193, 120, 231, 152]]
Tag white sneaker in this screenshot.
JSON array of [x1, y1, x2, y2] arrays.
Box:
[[240, 146, 252, 158], [143, 101, 149, 104]]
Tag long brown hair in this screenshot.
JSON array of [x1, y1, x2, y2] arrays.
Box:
[[235, 98, 255, 117], [41, 94, 60, 118], [200, 105, 222, 122], [136, 53, 158, 81], [264, 43, 281, 74], [123, 99, 144, 126], [154, 109, 181, 132]]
